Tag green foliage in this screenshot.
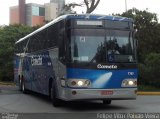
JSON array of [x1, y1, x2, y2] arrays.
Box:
[[119, 8, 160, 62], [117, 9, 160, 88], [139, 53, 160, 87], [0, 24, 36, 81], [138, 85, 160, 91]]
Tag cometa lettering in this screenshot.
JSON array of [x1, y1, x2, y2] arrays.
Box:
[[97, 64, 117, 69]]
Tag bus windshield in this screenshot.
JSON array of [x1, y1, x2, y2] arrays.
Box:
[[106, 30, 135, 63], [70, 29, 136, 63]]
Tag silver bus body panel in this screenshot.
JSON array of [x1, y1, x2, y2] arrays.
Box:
[[58, 88, 137, 101]]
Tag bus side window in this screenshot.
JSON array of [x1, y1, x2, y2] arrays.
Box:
[[39, 29, 47, 50], [32, 34, 39, 52], [47, 24, 58, 48], [28, 36, 34, 53]]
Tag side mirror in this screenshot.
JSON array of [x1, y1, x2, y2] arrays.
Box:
[[133, 31, 138, 47], [23, 47, 28, 52]]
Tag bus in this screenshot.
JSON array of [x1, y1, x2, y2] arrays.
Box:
[[14, 14, 137, 107]]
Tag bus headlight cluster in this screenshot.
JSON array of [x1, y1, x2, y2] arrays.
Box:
[[68, 79, 91, 88], [121, 79, 137, 87]]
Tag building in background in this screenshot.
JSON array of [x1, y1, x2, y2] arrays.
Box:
[[50, 0, 65, 15], [26, 3, 45, 26], [19, 0, 26, 24], [45, 3, 58, 22], [10, 6, 19, 25], [9, 0, 62, 26]]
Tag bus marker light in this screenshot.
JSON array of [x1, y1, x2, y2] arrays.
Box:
[[71, 81, 76, 86], [84, 80, 90, 85], [134, 81, 137, 85]]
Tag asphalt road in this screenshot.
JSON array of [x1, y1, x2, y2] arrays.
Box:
[[0, 85, 160, 119]]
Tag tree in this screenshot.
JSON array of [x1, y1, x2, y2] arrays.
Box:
[[84, 0, 100, 13], [139, 53, 160, 86], [119, 8, 160, 62], [0, 24, 36, 81], [62, 0, 101, 14], [119, 9, 160, 87], [59, 3, 80, 15]]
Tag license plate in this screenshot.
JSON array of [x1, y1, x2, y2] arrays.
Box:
[[101, 90, 113, 95]]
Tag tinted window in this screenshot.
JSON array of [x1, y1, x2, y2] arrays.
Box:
[[47, 24, 58, 48], [105, 20, 131, 29], [106, 30, 135, 62], [71, 29, 105, 63], [59, 21, 66, 62]]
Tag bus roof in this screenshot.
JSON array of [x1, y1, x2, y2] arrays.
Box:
[[16, 14, 133, 44], [66, 14, 133, 22]]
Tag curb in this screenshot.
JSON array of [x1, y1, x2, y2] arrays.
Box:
[[0, 82, 15, 86], [137, 92, 160, 95]]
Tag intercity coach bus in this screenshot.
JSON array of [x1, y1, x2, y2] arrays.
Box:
[[14, 14, 137, 107]]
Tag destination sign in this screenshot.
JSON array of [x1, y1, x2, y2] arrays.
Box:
[[76, 20, 103, 26]]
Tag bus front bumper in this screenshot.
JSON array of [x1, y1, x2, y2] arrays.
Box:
[[60, 88, 137, 101]]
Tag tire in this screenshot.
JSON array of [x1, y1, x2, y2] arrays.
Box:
[[51, 81, 62, 107], [48, 79, 53, 99], [22, 79, 28, 94], [103, 100, 112, 105], [19, 78, 22, 91]]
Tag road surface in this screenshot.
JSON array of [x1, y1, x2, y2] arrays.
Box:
[[0, 85, 160, 119]]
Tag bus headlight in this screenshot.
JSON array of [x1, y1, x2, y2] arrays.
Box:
[[68, 79, 91, 88], [128, 80, 134, 85], [121, 79, 137, 87], [77, 81, 84, 86]]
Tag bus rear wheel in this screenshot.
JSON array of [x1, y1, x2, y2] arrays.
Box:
[[103, 100, 112, 105], [22, 80, 28, 94], [19, 78, 22, 91]]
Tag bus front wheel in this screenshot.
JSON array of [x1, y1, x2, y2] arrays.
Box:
[[51, 83, 62, 107], [103, 100, 112, 105]]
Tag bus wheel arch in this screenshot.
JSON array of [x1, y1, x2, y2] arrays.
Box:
[[50, 77, 62, 107], [49, 78, 53, 98]]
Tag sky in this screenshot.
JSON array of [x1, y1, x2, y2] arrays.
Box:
[[0, 0, 160, 25]]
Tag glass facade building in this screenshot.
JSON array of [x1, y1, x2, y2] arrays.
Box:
[[10, 0, 59, 26]]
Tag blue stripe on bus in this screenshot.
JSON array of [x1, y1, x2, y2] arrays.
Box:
[[67, 68, 137, 89]]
